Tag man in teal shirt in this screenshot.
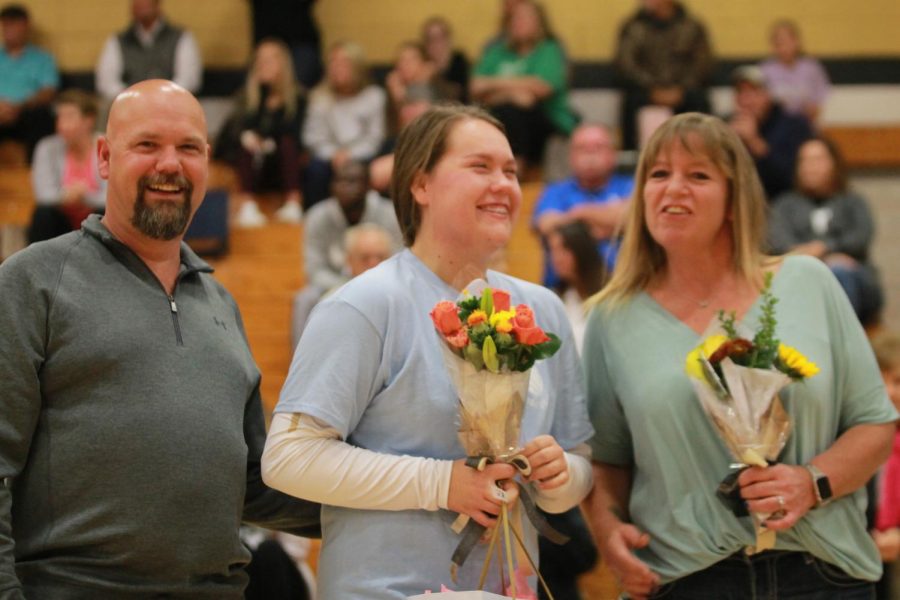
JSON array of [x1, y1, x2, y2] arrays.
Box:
[[0, 4, 58, 161]]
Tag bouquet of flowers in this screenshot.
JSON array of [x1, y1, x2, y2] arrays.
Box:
[[429, 280, 562, 599], [685, 273, 819, 551]]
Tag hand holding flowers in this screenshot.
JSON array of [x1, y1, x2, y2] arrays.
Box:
[[520, 435, 568, 491], [738, 463, 818, 531], [447, 460, 519, 528], [684, 272, 820, 551]]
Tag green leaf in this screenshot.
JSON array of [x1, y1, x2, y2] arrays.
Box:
[[482, 335, 500, 373], [480, 287, 494, 316], [532, 333, 562, 359]]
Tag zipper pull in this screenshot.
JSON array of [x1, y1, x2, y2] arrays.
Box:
[[168, 295, 178, 313]]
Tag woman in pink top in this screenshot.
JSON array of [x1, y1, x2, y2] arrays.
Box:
[[759, 20, 831, 125], [28, 89, 106, 243], [873, 333, 900, 598]]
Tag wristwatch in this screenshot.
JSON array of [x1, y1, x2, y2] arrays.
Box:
[[804, 464, 833, 508]]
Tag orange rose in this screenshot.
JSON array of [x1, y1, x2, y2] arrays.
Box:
[[446, 328, 469, 348], [511, 304, 550, 345], [492, 289, 511, 313], [430, 301, 462, 335]]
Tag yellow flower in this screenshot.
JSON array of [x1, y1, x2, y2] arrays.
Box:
[[778, 344, 820, 378], [467, 310, 488, 326], [685, 334, 728, 380], [489, 310, 515, 333]]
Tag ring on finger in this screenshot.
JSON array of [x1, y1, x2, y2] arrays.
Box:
[[776, 495, 785, 510]]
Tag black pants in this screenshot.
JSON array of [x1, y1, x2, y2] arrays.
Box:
[[244, 539, 310, 600], [0, 105, 55, 163], [648, 551, 874, 599], [490, 103, 554, 165], [538, 507, 598, 600]]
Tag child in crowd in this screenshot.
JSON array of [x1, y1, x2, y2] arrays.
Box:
[[872, 332, 900, 599]]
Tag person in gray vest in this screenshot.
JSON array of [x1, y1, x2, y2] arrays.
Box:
[[95, 0, 201, 100]]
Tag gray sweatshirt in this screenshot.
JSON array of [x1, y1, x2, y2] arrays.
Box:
[[0, 215, 319, 599]]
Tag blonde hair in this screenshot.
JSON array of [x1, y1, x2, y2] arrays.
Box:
[[589, 112, 769, 309], [314, 40, 370, 99], [245, 38, 301, 119]]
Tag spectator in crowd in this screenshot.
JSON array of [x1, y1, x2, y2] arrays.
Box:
[[0, 79, 319, 597], [385, 41, 457, 134], [471, 0, 578, 170], [224, 38, 306, 228], [303, 159, 401, 293], [369, 85, 435, 195], [872, 332, 900, 600], [586, 112, 896, 600], [0, 3, 58, 161], [302, 40, 386, 209], [291, 222, 396, 349], [728, 64, 813, 200], [420, 16, 470, 103], [95, 0, 202, 100], [760, 19, 830, 125], [769, 136, 883, 327], [249, 0, 322, 89], [613, 0, 714, 151], [532, 123, 633, 288], [546, 220, 607, 355], [28, 89, 106, 243]]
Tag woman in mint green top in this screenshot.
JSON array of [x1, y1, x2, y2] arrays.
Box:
[[471, 0, 577, 166], [584, 112, 897, 599]]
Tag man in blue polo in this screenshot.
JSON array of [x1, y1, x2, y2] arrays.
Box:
[[532, 123, 634, 288], [0, 3, 58, 161]]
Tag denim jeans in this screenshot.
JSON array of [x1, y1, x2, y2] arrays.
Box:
[[643, 551, 875, 599]]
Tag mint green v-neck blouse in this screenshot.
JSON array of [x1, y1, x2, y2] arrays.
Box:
[[585, 255, 898, 583]]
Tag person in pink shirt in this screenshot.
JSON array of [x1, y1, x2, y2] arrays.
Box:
[[28, 89, 106, 243], [759, 20, 830, 125], [873, 332, 900, 598]]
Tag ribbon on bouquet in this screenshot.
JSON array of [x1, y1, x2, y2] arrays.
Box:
[[449, 454, 569, 599]]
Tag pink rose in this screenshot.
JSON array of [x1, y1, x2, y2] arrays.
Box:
[[492, 289, 511, 313], [430, 301, 462, 335], [446, 328, 470, 348], [511, 304, 550, 345]]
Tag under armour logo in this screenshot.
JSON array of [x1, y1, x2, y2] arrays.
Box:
[[213, 316, 228, 331]]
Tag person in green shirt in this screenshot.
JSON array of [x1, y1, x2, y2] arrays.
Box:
[[471, 0, 577, 170], [584, 112, 897, 599]]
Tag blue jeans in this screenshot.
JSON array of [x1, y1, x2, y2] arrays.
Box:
[[644, 551, 874, 599]]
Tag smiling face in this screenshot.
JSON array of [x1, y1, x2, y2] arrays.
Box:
[[99, 80, 209, 241], [413, 117, 521, 260], [643, 137, 732, 256]]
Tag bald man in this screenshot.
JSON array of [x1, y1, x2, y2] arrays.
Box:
[[531, 124, 634, 288], [0, 80, 318, 598]]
